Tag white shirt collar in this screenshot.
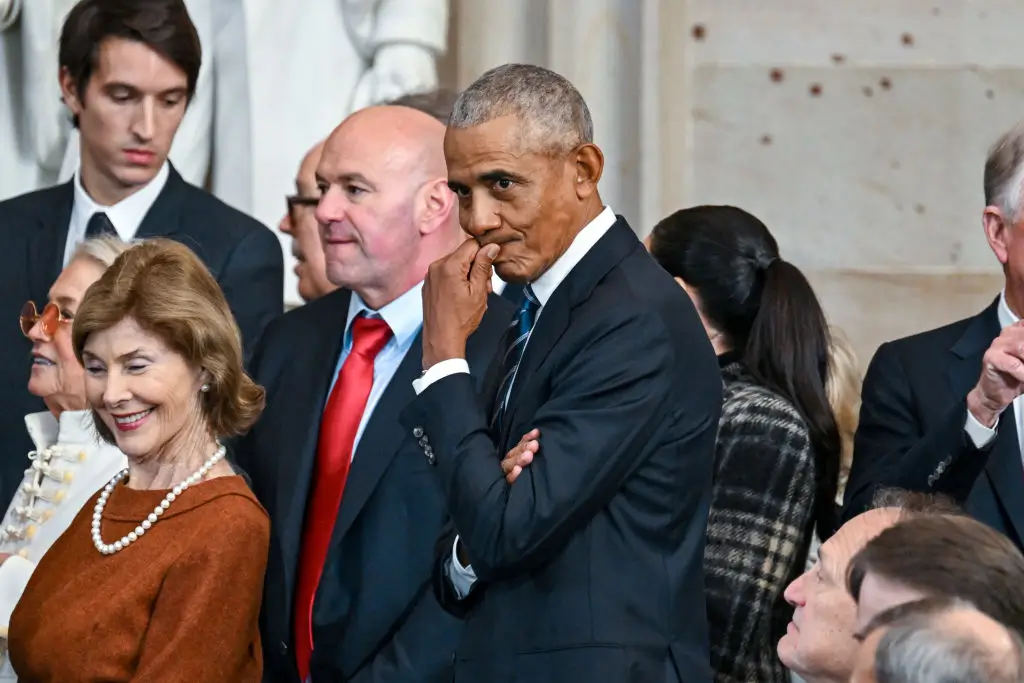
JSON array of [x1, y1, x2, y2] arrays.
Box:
[[345, 282, 425, 348], [528, 206, 617, 306], [999, 290, 1020, 329], [24, 410, 97, 452], [71, 162, 170, 242]]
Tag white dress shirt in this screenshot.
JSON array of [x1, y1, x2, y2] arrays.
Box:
[[328, 283, 424, 457], [964, 290, 1024, 456], [62, 162, 169, 266], [410, 207, 618, 599]]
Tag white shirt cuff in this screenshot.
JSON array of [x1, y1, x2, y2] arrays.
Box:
[[412, 358, 470, 395], [965, 409, 999, 449], [0, 555, 36, 634], [447, 535, 478, 600]]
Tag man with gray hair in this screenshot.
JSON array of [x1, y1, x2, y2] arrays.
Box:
[[399, 63, 722, 682], [844, 120, 1024, 551], [850, 597, 1024, 683]]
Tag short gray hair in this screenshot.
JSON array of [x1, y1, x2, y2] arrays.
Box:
[[875, 599, 1024, 683], [984, 121, 1024, 220], [868, 488, 962, 518], [450, 63, 594, 155], [72, 235, 133, 269]]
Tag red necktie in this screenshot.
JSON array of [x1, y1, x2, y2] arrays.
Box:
[[294, 315, 392, 681]]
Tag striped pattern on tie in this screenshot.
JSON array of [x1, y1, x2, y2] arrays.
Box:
[[491, 285, 539, 428]]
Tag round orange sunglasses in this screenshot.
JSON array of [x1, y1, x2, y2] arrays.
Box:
[[20, 301, 70, 338]]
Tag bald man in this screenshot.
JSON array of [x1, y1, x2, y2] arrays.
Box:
[[235, 106, 514, 683], [280, 139, 337, 303]]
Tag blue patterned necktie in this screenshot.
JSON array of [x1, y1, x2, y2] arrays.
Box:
[[492, 285, 540, 428]]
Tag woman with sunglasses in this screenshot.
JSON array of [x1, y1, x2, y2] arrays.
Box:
[[0, 236, 131, 679]]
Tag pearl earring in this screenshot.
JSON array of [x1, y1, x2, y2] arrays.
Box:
[[200, 384, 210, 393]]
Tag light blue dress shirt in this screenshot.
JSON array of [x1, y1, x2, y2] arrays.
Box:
[[327, 283, 424, 457]]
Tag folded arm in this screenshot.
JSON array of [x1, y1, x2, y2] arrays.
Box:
[[402, 309, 675, 581]]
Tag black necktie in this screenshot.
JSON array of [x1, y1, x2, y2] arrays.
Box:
[[85, 212, 116, 238]]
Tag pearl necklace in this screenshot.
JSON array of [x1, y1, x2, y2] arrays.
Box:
[[91, 445, 227, 555]]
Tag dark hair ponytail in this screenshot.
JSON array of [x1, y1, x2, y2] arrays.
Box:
[[648, 205, 841, 538]]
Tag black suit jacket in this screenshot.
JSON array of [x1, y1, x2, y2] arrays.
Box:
[[843, 298, 1024, 546], [236, 287, 513, 683], [0, 165, 283, 509], [399, 219, 722, 683]]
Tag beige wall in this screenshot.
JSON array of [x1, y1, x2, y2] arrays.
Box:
[[439, 0, 1020, 367]]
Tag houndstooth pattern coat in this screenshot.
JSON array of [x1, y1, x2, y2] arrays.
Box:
[[705, 360, 817, 683]]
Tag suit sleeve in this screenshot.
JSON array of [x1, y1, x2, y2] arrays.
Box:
[[842, 341, 992, 521], [348, 580, 461, 683], [400, 308, 681, 582], [131, 504, 269, 682], [218, 226, 284, 364]]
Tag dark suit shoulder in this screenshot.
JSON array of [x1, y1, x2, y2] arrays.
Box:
[[258, 289, 347, 351], [0, 185, 66, 228], [175, 181, 273, 239], [878, 312, 980, 355]]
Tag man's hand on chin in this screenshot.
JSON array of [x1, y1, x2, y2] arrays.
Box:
[[421, 238, 498, 369]]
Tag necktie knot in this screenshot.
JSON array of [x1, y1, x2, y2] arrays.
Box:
[[349, 315, 392, 359], [85, 212, 116, 239], [516, 285, 539, 336]]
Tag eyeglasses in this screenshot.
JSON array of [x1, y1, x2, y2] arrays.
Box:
[[20, 301, 70, 338], [286, 195, 320, 222]]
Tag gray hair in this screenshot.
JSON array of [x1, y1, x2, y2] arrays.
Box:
[[387, 89, 459, 125], [984, 121, 1024, 221], [875, 599, 1024, 683], [71, 235, 133, 269], [449, 63, 594, 155], [868, 488, 962, 518]]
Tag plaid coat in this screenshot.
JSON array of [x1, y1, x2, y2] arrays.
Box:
[[705, 361, 817, 683]]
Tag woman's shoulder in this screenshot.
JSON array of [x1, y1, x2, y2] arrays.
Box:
[[181, 476, 269, 535], [720, 363, 810, 435]]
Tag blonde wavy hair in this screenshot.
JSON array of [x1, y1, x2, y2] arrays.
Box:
[[827, 327, 863, 503]]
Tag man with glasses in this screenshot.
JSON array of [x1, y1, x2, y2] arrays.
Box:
[[280, 139, 337, 304]]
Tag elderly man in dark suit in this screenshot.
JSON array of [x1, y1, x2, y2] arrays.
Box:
[[0, 0, 283, 510], [844, 121, 1024, 549], [235, 104, 512, 683], [401, 63, 722, 683]]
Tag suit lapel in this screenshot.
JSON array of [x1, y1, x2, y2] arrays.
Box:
[[27, 182, 74, 300], [276, 290, 352, 583], [331, 330, 424, 543], [948, 299, 1024, 539], [134, 165, 187, 241], [500, 218, 640, 440]]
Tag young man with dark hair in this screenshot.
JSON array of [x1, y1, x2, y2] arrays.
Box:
[[0, 0, 283, 510]]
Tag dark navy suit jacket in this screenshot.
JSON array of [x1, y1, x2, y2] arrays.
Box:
[[236, 287, 512, 683], [401, 219, 722, 683], [844, 298, 1024, 548]]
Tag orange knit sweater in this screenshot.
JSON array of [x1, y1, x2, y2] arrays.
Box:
[[8, 475, 269, 682]]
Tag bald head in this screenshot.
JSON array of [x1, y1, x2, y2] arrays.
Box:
[[300, 139, 326, 181], [314, 105, 462, 309], [322, 105, 449, 185]]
